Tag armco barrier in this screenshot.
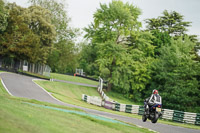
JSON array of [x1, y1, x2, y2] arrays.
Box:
[[82, 94, 87, 102], [104, 101, 115, 110], [115, 103, 120, 111], [125, 105, 132, 113], [162, 109, 174, 120], [119, 104, 126, 112], [138, 106, 145, 115], [196, 113, 200, 125], [183, 112, 197, 124], [173, 110, 184, 123], [82, 94, 102, 106], [131, 105, 139, 114], [89, 96, 102, 106]]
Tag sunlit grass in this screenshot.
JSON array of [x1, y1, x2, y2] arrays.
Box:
[[50, 73, 99, 85]]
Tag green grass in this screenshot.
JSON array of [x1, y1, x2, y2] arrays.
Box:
[[35, 80, 200, 130], [50, 73, 139, 105], [50, 73, 99, 85], [0, 80, 152, 133], [105, 91, 142, 105], [35, 81, 101, 106]]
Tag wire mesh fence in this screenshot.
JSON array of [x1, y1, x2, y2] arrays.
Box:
[[0, 57, 51, 77]]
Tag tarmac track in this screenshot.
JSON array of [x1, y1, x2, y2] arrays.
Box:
[[0, 73, 199, 133]]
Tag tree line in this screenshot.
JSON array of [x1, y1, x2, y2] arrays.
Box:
[[0, 0, 200, 112], [79, 0, 200, 112], [0, 0, 78, 73]]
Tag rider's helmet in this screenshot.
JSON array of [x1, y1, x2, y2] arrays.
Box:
[[152, 89, 158, 94]]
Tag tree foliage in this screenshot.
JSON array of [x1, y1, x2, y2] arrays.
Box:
[[0, 0, 8, 33], [146, 10, 191, 37], [82, 0, 154, 97], [29, 0, 79, 73], [148, 37, 200, 112], [0, 3, 56, 63]]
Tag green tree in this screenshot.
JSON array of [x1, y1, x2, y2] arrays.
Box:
[[84, 0, 155, 96], [29, 0, 79, 73], [84, 0, 141, 91], [0, 3, 56, 63], [149, 37, 200, 112], [146, 10, 191, 37], [145, 10, 199, 56], [0, 0, 8, 33]]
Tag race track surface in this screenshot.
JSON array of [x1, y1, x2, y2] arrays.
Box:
[[0, 73, 199, 133]]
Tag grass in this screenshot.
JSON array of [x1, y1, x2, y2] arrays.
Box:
[[50, 73, 140, 105], [0, 79, 153, 133], [35, 80, 200, 130], [35, 81, 102, 107], [105, 91, 142, 105], [1, 71, 200, 130], [50, 73, 99, 86]]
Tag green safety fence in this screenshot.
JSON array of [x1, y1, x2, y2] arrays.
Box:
[[138, 106, 145, 115], [115, 103, 120, 111], [84, 95, 87, 102], [82, 94, 200, 125], [173, 110, 184, 123], [125, 105, 132, 113], [196, 113, 200, 125]]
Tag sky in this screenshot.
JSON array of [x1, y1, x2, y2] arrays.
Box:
[[6, 0, 200, 39]]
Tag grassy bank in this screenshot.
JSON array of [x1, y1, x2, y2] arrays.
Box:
[[35, 80, 200, 130], [50, 73, 99, 85], [0, 79, 152, 133], [0, 95, 152, 133]]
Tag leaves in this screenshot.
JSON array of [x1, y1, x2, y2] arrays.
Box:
[[149, 37, 200, 112], [0, 3, 56, 63]]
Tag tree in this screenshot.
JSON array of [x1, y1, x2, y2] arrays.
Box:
[[0, 0, 8, 33], [0, 3, 56, 63], [84, 0, 141, 91], [29, 0, 79, 73], [145, 10, 200, 56], [146, 10, 191, 37], [84, 0, 155, 96], [149, 37, 200, 112]]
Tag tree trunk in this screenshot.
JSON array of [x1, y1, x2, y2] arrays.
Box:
[[107, 82, 112, 92]]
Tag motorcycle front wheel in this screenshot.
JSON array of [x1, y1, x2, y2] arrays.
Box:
[[142, 114, 147, 122]]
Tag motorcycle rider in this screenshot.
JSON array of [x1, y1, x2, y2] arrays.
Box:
[[144, 89, 162, 115]]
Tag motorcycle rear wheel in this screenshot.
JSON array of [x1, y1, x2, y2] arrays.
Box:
[[151, 112, 159, 123]]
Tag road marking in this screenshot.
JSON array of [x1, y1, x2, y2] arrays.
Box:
[[0, 77, 13, 96], [32, 79, 66, 104]]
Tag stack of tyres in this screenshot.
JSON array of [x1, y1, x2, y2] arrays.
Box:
[[115, 103, 120, 111], [104, 101, 114, 110], [161, 109, 174, 120], [125, 105, 132, 113], [173, 110, 184, 123], [138, 106, 145, 115], [83, 94, 87, 102], [195, 113, 200, 125], [131, 105, 139, 114], [119, 104, 126, 112], [183, 112, 197, 124]]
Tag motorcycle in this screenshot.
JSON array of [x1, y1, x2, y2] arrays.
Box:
[[142, 103, 162, 123]]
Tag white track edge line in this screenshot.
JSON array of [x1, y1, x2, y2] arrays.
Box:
[[32, 79, 66, 104], [0, 73, 13, 96]]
